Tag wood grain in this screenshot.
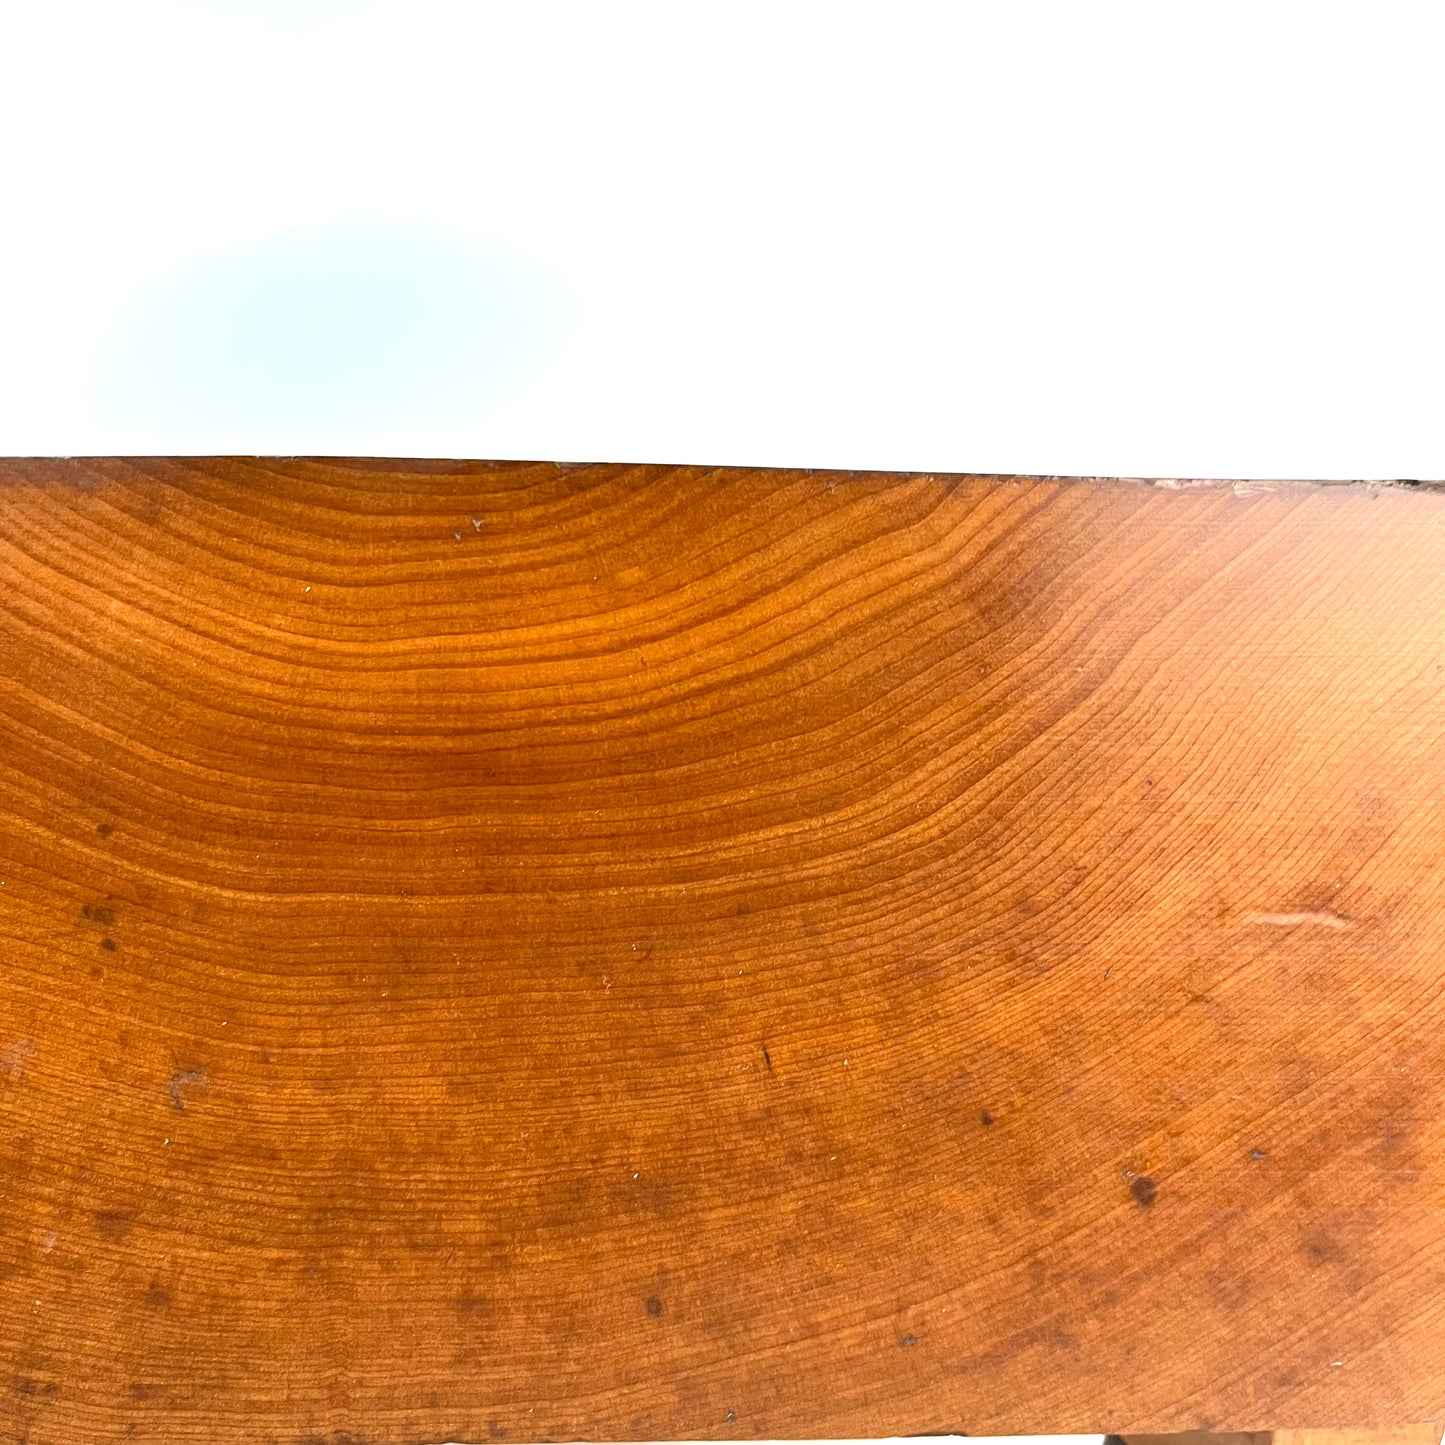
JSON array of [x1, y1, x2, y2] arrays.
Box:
[[1119, 1431, 1441, 1445], [3, 459, 1445, 1444], [1271, 1430, 1445, 1445]]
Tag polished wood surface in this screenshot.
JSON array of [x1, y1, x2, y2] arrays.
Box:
[[1272, 1431, 1445, 1445], [3, 459, 1445, 1445], [1119, 1430, 1442, 1445]]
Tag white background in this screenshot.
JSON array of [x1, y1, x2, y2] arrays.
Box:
[[2, 1, 1441, 477]]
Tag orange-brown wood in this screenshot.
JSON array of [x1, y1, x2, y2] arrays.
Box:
[[1271, 1430, 1445, 1445], [4, 459, 1445, 1444], [1116, 1433, 1273, 1445], [1119, 1431, 1442, 1445]]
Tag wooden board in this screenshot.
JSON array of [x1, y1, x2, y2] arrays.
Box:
[[3, 459, 1445, 1445]]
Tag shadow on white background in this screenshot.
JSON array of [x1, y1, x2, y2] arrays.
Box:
[[2, 1, 1442, 473], [94, 223, 555, 441]]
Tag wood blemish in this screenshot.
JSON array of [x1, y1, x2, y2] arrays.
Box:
[[1130, 1176, 1157, 1207], [1243, 910, 1351, 930], [0, 1037, 36, 1077], [168, 1067, 207, 1112], [455, 1288, 491, 1319], [12, 1375, 59, 1399], [94, 1210, 133, 1241]]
